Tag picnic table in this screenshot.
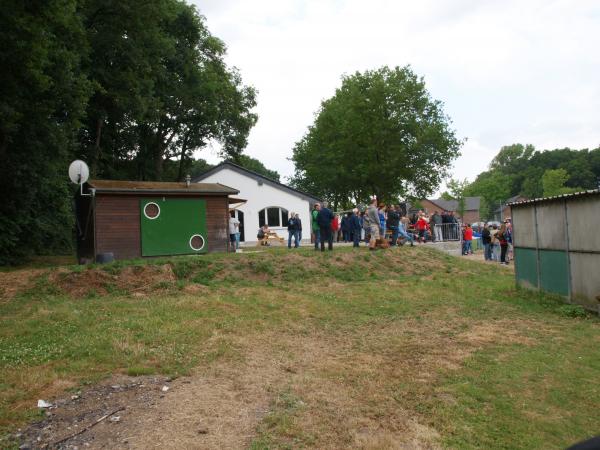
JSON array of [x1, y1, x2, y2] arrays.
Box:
[[257, 231, 285, 246]]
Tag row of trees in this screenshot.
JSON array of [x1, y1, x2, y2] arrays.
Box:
[[463, 144, 600, 220], [1, 0, 257, 264]]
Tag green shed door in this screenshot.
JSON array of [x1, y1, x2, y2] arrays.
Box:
[[140, 198, 208, 256], [515, 247, 538, 289], [539, 250, 569, 296]]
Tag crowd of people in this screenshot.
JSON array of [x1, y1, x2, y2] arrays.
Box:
[[479, 220, 513, 265], [307, 199, 466, 252], [228, 201, 513, 264]]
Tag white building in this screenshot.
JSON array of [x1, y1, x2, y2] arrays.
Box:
[[193, 162, 321, 244]]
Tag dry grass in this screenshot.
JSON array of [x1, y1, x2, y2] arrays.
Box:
[[2, 247, 599, 450]]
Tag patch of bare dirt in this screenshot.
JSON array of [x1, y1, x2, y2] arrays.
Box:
[[0, 269, 47, 301], [50, 265, 176, 297], [14, 375, 169, 449]]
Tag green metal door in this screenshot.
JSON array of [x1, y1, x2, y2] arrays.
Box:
[[539, 250, 569, 296], [140, 198, 208, 256], [515, 247, 538, 289]]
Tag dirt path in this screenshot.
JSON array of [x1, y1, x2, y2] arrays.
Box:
[[17, 330, 447, 449], [15, 316, 538, 450]]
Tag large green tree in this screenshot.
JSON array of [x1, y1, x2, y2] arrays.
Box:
[[0, 0, 257, 264], [291, 66, 462, 207], [78, 0, 257, 181], [0, 0, 91, 264], [542, 169, 581, 197]]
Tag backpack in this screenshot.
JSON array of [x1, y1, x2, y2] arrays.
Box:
[[257, 229, 265, 239]]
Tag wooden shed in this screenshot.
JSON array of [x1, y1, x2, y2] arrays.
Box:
[[75, 179, 239, 262]]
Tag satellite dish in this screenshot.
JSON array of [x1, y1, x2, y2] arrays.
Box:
[[68, 160, 90, 185]]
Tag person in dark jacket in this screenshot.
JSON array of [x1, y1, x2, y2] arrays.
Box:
[[287, 212, 300, 248], [349, 208, 362, 247], [295, 213, 303, 243], [340, 214, 349, 242], [386, 206, 400, 246], [431, 211, 442, 242], [482, 224, 492, 261], [316, 201, 334, 251]]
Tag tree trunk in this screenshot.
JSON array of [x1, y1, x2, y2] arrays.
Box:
[[177, 134, 189, 181], [90, 118, 103, 176]]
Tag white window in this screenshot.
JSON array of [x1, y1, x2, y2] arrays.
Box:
[[258, 207, 289, 228]]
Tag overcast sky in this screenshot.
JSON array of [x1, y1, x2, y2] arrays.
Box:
[[191, 0, 600, 193]]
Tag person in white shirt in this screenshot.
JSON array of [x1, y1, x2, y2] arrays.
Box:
[[229, 213, 240, 251]]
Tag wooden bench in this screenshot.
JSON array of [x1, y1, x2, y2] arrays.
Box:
[[256, 231, 285, 246]]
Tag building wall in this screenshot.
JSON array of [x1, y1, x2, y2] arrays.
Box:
[[198, 167, 313, 243], [419, 199, 479, 223], [95, 195, 141, 260], [462, 210, 480, 224], [94, 194, 229, 260], [513, 195, 600, 311]]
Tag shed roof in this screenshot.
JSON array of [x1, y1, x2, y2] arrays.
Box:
[[192, 161, 322, 203], [87, 179, 239, 195], [426, 196, 481, 212], [509, 189, 600, 207]]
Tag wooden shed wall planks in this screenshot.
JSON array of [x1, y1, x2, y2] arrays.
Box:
[[94, 194, 229, 260]]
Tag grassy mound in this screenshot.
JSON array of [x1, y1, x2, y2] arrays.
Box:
[[1, 246, 598, 449]]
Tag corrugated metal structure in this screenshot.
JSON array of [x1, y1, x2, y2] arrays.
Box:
[[510, 190, 600, 311]]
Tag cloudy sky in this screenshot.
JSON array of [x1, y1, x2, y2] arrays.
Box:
[[191, 0, 600, 191]]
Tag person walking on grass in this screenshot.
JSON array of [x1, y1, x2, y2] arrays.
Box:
[[367, 198, 381, 250], [431, 210, 442, 242], [350, 208, 362, 247], [490, 224, 500, 261], [287, 212, 300, 248], [462, 223, 473, 255], [416, 215, 428, 243], [387, 205, 400, 246], [229, 212, 240, 252], [317, 201, 334, 251], [482, 223, 492, 261], [311, 203, 321, 250], [296, 213, 302, 243], [497, 223, 510, 264]]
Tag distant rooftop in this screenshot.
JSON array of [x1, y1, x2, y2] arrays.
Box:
[[192, 161, 322, 203], [427, 196, 481, 212], [509, 189, 600, 207]]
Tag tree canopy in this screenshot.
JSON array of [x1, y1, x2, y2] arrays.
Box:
[[465, 144, 600, 220], [0, 0, 257, 264], [290, 66, 462, 208]]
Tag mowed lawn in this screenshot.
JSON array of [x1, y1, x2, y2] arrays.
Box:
[[0, 246, 599, 449]]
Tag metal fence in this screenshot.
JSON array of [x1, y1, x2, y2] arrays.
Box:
[[433, 223, 461, 241]]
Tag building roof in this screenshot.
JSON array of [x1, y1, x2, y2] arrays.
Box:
[[426, 196, 481, 212], [493, 195, 528, 214], [509, 189, 600, 207], [192, 161, 322, 203], [87, 179, 239, 195]]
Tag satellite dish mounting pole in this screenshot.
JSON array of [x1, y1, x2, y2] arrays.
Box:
[[68, 160, 93, 197]]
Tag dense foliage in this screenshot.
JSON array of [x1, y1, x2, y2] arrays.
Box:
[[0, 0, 257, 264], [465, 144, 600, 219], [291, 66, 462, 208]]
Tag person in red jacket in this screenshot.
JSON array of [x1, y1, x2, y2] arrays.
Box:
[[462, 223, 473, 255], [416, 216, 428, 243]]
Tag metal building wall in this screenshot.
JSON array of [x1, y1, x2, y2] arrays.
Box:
[[512, 193, 600, 311]]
